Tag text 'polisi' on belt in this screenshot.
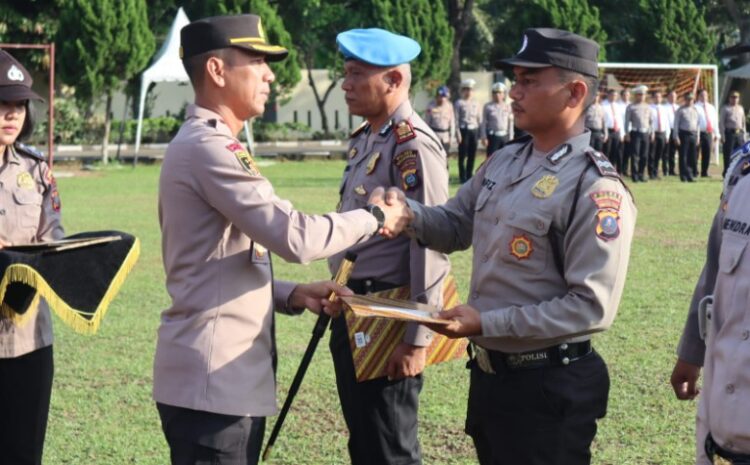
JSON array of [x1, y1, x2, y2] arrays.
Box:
[[470, 340, 592, 374]]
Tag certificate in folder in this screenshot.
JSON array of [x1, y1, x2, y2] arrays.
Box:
[[340, 275, 468, 382]]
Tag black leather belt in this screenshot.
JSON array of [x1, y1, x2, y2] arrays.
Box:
[[726, 128, 743, 135], [470, 341, 592, 373], [431, 127, 450, 133], [706, 433, 750, 464], [589, 129, 604, 133], [346, 278, 399, 295]]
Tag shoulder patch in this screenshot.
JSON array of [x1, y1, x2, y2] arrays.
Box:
[[15, 143, 44, 160], [547, 144, 572, 164], [586, 150, 620, 178], [395, 120, 416, 144], [226, 142, 260, 176], [350, 121, 370, 138], [591, 190, 622, 241], [393, 149, 420, 191], [46, 171, 61, 212]]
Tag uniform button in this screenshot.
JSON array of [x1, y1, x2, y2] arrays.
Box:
[[536, 220, 545, 230], [560, 343, 568, 350], [472, 292, 479, 300], [726, 383, 735, 394], [726, 441, 734, 450], [508, 212, 516, 220], [743, 330, 749, 340], [494, 217, 500, 225], [561, 357, 570, 365]]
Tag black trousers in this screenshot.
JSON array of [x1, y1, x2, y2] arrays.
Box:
[[0, 345, 54, 465], [679, 131, 698, 181], [698, 131, 713, 176], [666, 135, 678, 175], [465, 350, 609, 465], [588, 130, 605, 152], [486, 134, 508, 157], [649, 131, 668, 177], [458, 128, 478, 182], [724, 129, 745, 176], [157, 403, 266, 465], [330, 278, 423, 465], [621, 133, 632, 175], [628, 131, 650, 180], [604, 130, 622, 173]]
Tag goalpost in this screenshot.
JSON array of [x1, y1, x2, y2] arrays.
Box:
[[599, 62, 720, 164]]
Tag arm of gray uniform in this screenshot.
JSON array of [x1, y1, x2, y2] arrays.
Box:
[[272, 280, 305, 316], [406, 161, 487, 253], [36, 161, 65, 241], [720, 107, 726, 135], [676, 208, 723, 366], [673, 110, 682, 137], [508, 110, 514, 140], [194, 139, 378, 264], [624, 105, 632, 133], [480, 176, 637, 340], [399, 139, 451, 346], [479, 105, 487, 138], [602, 113, 608, 140]]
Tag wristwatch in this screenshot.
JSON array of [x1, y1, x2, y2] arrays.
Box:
[[363, 204, 385, 230]]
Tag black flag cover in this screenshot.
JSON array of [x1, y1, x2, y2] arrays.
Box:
[[0, 231, 140, 334]]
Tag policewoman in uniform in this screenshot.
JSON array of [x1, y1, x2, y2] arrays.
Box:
[[374, 28, 636, 465], [329, 28, 451, 465], [481, 82, 514, 157], [671, 141, 750, 464], [424, 85, 456, 156], [0, 50, 64, 465], [154, 15, 405, 465]]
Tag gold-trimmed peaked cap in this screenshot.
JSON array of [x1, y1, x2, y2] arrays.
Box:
[[180, 14, 288, 61]]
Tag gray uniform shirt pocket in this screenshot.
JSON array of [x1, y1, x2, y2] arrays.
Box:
[[498, 211, 552, 275]]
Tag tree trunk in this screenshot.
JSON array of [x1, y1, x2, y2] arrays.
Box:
[[306, 58, 338, 137], [447, 0, 476, 98], [101, 93, 112, 165]]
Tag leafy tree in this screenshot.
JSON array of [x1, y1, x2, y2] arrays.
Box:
[[446, 0, 476, 98], [0, 0, 60, 78], [58, 0, 154, 163], [521, 0, 607, 60]]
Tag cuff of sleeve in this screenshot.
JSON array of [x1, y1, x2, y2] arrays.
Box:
[[404, 322, 433, 347], [677, 335, 706, 367], [346, 208, 379, 235], [404, 199, 424, 240], [274, 280, 304, 315], [480, 310, 508, 338]]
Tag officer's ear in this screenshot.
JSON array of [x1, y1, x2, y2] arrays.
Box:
[[205, 55, 228, 88], [383, 69, 403, 90], [565, 79, 588, 109]]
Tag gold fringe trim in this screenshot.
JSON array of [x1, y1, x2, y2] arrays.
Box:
[[0, 238, 141, 334]]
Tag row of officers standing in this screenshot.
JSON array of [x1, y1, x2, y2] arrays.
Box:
[[424, 79, 513, 183], [586, 86, 747, 182]]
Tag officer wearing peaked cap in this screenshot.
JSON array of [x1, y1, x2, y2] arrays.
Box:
[[624, 84, 653, 182], [0, 49, 64, 465], [370, 27, 636, 465], [330, 27, 451, 465], [455, 78, 482, 182], [154, 16, 409, 465]]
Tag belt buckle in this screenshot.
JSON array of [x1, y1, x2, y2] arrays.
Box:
[[473, 344, 496, 374]]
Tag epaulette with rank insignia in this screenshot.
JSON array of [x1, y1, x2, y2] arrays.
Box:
[[395, 120, 416, 144], [15, 142, 45, 161], [350, 121, 370, 138], [585, 150, 620, 179]]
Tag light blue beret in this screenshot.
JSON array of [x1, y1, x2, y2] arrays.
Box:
[[336, 28, 421, 66]]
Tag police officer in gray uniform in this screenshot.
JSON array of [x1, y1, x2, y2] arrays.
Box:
[[373, 28, 636, 465], [624, 85, 653, 182], [455, 79, 482, 183], [671, 141, 750, 464], [584, 91, 608, 152], [481, 82, 514, 157], [329, 28, 451, 465], [674, 92, 701, 182]]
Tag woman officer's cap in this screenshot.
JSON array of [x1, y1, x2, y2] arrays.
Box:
[[0, 50, 43, 102]]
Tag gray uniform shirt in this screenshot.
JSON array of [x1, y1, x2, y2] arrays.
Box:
[[674, 105, 701, 133], [329, 100, 451, 346], [455, 98, 481, 130], [625, 102, 653, 133], [720, 104, 746, 136], [584, 103, 608, 135], [677, 148, 750, 462], [424, 99, 457, 145], [406, 131, 637, 353], [480, 101, 514, 139], [0, 145, 64, 358]]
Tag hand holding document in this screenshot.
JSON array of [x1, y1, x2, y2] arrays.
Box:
[[339, 294, 451, 325]]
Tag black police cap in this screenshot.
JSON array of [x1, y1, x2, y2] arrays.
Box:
[[498, 28, 599, 78], [0, 50, 42, 102], [181, 14, 288, 62]]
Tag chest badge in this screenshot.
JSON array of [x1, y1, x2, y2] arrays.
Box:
[[16, 172, 34, 189], [354, 185, 367, 196], [349, 147, 359, 159], [509, 235, 533, 260], [531, 175, 559, 199], [366, 152, 381, 174]]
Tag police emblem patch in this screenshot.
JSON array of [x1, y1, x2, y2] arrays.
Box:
[[349, 147, 358, 159], [354, 185, 367, 196], [591, 190, 622, 241], [531, 175, 559, 199], [7, 64, 24, 82], [394, 150, 420, 190], [17, 172, 34, 189], [226, 142, 260, 176], [509, 235, 533, 260], [366, 152, 381, 174]]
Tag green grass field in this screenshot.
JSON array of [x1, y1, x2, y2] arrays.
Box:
[[44, 158, 718, 464]]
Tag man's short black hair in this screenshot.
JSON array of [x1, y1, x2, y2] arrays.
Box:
[[183, 48, 234, 87], [558, 69, 598, 109]]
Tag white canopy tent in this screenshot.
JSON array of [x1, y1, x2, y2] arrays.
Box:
[[135, 7, 190, 154]]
